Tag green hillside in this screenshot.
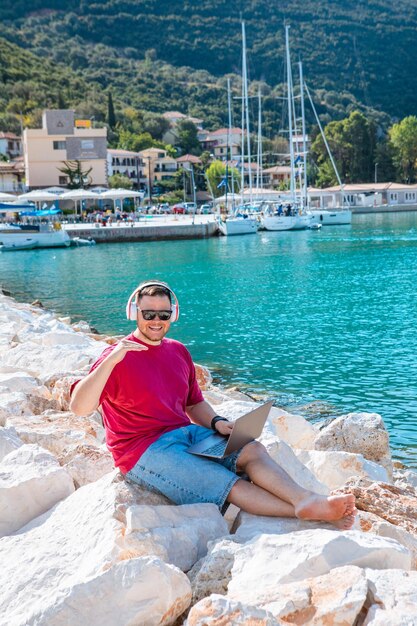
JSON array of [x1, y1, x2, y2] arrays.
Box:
[[0, 0, 416, 141]]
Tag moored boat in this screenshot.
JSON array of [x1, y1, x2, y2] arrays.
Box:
[[308, 209, 352, 225], [217, 214, 258, 236], [70, 237, 97, 246], [0, 223, 71, 248], [0, 239, 38, 251]]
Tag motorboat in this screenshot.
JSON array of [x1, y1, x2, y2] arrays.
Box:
[[308, 209, 352, 225], [0, 223, 71, 248], [0, 239, 38, 251], [70, 237, 97, 246], [309, 223, 322, 230]]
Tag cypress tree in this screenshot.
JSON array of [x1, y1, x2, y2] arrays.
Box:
[[107, 92, 116, 129]]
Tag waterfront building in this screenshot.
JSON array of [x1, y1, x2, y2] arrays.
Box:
[[23, 110, 107, 190], [308, 182, 417, 212], [0, 132, 22, 160], [107, 149, 144, 189]]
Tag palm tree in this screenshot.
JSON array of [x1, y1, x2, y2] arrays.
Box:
[[57, 160, 93, 189]]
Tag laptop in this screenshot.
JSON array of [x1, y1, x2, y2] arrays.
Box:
[[187, 401, 274, 459]]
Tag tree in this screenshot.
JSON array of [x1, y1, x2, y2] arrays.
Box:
[[206, 160, 240, 198], [108, 173, 133, 189], [107, 92, 116, 129], [57, 160, 92, 189], [389, 116, 417, 183], [176, 120, 201, 155], [311, 111, 377, 186]]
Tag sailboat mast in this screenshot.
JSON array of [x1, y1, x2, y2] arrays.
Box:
[[256, 87, 262, 195], [242, 20, 253, 205], [299, 61, 308, 209], [285, 24, 296, 202], [227, 78, 235, 210]]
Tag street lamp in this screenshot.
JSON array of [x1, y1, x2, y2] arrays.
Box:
[[375, 162, 378, 185], [146, 156, 152, 204]]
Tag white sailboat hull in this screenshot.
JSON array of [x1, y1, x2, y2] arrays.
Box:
[[262, 214, 311, 231], [308, 210, 352, 226], [0, 228, 71, 248], [218, 217, 258, 236]]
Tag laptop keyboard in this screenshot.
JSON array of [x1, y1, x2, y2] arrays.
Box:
[[202, 440, 228, 456]]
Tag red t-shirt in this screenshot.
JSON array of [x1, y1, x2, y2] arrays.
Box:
[[82, 333, 204, 474]]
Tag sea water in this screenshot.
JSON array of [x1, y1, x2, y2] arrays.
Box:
[[2, 212, 417, 467]]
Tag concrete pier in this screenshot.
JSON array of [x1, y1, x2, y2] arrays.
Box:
[[63, 215, 219, 243]]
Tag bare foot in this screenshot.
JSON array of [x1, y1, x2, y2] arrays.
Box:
[[295, 493, 356, 523]]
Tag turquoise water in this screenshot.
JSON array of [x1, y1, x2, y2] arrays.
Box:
[[2, 212, 417, 466]]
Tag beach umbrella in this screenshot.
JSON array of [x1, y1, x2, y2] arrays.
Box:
[[0, 192, 17, 202], [59, 189, 101, 215], [18, 190, 61, 209], [100, 188, 144, 212]]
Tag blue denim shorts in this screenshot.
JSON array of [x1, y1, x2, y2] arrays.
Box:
[[125, 424, 243, 511]]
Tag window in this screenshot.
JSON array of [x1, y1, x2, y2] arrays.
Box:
[[59, 176, 68, 185], [53, 141, 66, 150]]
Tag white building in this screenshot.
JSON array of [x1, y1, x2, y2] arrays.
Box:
[[107, 149, 144, 189]]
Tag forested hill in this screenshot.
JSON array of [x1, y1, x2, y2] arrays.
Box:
[[1, 0, 417, 131]]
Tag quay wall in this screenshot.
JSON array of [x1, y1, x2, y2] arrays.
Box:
[[64, 221, 219, 243], [352, 204, 417, 214]]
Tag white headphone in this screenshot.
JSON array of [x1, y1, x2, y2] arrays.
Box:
[[125, 280, 180, 322]]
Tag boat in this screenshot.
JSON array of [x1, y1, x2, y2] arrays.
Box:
[[71, 237, 97, 246], [0, 239, 38, 251], [309, 223, 322, 230], [261, 27, 312, 232], [217, 212, 259, 236], [308, 209, 352, 225], [217, 38, 259, 237], [0, 223, 71, 248]]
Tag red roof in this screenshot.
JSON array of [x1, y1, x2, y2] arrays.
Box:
[[176, 154, 202, 163]]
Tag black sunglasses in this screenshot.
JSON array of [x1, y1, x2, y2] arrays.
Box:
[[139, 309, 172, 321]]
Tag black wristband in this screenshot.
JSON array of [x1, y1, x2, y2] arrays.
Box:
[[211, 415, 229, 431]]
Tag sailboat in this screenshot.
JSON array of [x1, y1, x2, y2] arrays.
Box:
[[261, 26, 312, 232], [218, 23, 259, 236]]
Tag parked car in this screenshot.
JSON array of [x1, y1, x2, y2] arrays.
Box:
[[172, 203, 186, 214], [199, 204, 213, 214], [157, 203, 172, 214], [183, 202, 197, 213]]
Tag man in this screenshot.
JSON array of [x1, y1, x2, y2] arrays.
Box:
[[70, 280, 356, 529]]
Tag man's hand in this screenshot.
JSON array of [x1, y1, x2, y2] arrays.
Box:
[[215, 420, 234, 436], [108, 339, 148, 365]]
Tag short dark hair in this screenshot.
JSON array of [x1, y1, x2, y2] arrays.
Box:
[[136, 281, 172, 304]]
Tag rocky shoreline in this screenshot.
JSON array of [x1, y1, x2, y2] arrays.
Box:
[[1, 289, 417, 625]]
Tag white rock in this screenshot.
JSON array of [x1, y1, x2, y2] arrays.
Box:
[[0, 372, 51, 398], [9, 410, 105, 457], [315, 412, 392, 477], [234, 511, 337, 542], [0, 391, 36, 426], [186, 594, 278, 625], [359, 510, 417, 569], [394, 467, 417, 490], [60, 443, 114, 488], [268, 406, 316, 449], [262, 439, 329, 495], [261, 565, 368, 624], [295, 449, 389, 490], [364, 568, 417, 625], [188, 538, 241, 604], [227, 530, 411, 605], [0, 471, 191, 626], [0, 426, 23, 461], [0, 443, 74, 536], [2, 340, 105, 380], [126, 503, 229, 571]]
